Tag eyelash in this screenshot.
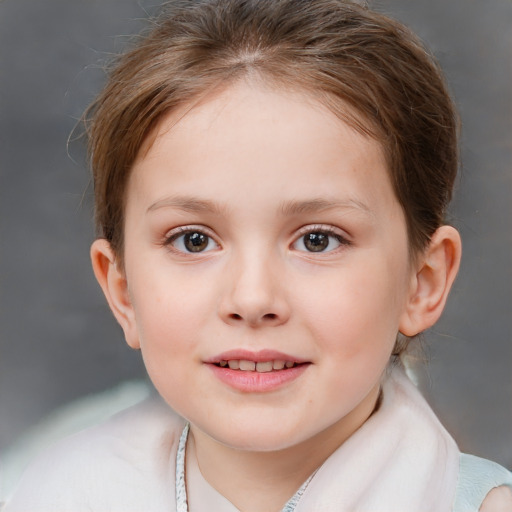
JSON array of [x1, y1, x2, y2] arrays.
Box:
[[163, 224, 351, 255], [293, 225, 351, 254], [163, 226, 220, 255]]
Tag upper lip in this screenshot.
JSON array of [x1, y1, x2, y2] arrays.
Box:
[[204, 349, 308, 364]]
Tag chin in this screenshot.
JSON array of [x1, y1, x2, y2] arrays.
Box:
[[220, 432, 302, 452], [197, 417, 320, 453]]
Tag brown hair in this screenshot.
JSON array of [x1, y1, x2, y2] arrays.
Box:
[[86, 0, 458, 263]]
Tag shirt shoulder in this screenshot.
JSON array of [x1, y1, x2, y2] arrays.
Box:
[[3, 397, 184, 512], [453, 453, 512, 512]]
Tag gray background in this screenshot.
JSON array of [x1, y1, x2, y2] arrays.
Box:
[[0, 0, 511, 467]]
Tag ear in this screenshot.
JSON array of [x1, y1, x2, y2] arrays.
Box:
[[399, 226, 461, 337], [90, 239, 140, 349]]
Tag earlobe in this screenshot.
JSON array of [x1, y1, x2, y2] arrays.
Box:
[[399, 226, 461, 337], [90, 239, 141, 349]]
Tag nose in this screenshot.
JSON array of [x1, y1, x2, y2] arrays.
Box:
[[217, 250, 291, 328]]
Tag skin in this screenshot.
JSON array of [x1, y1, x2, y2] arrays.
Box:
[[480, 487, 512, 512], [92, 80, 462, 512]]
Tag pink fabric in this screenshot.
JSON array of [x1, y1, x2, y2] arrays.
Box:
[[4, 367, 460, 512], [294, 367, 460, 511]]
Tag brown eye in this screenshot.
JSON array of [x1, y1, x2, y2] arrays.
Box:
[[303, 232, 329, 252], [184, 232, 209, 252], [167, 229, 217, 253], [293, 228, 348, 253]]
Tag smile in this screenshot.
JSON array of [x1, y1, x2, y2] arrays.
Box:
[[206, 350, 310, 392], [216, 359, 298, 372]]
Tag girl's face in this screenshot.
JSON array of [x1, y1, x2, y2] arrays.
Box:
[[119, 81, 417, 451]]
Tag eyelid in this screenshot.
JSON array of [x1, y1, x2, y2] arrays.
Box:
[[163, 225, 221, 253], [292, 224, 352, 252], [164, 224, 217, 240], [295, 224, 351, 240]]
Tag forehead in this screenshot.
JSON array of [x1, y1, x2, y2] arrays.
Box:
[[136, 77, 381, 164], [128, 81, 398, 220]]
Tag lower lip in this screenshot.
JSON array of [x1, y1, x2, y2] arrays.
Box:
[[207, 363, 310, 393]]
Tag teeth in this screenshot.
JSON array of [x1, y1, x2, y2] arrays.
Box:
[[219, 359, 297, 371], [255, 361, 273, 373], [239, 360, 256, 371]]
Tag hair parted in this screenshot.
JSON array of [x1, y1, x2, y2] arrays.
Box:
[[86, 0, 459, 264]]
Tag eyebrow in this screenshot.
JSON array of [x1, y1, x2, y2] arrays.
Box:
[[147, 195, 373, 217], [147, 196, 228, 215], [278, 197, 373, 217]]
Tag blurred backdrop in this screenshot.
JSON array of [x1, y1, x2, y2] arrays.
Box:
[[0, 0, 511, 473]]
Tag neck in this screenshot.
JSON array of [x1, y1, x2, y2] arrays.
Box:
[[188, 385, 380, 512]]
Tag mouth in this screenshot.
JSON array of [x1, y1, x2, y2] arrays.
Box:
[[214, 359, 303, 372], [205, 350, 310, 392]]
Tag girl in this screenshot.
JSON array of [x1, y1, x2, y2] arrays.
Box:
[[4, 1, 512, 510]]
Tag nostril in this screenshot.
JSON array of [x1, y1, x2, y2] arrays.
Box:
[[263, 313, 277, 321], [229, 313, 243, 320]]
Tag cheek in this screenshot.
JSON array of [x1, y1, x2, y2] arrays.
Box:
[[296, 261, 405, 356], [129, 268, 215, 358], [129, 275, 211, 411]]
